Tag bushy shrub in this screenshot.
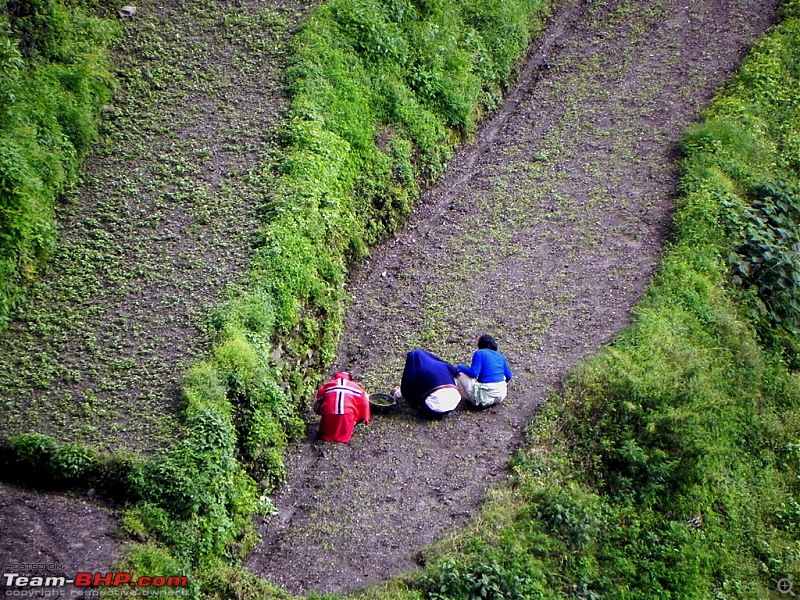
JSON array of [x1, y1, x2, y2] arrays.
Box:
[[420, 559, 534, 600], [529, 485, 600, 549], [126, 405, 259, 567], [0, 1, 117, 326], [3, 432, 146, 492], [727, 181, 800, 333]]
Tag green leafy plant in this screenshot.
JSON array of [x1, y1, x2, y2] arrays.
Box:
[[727, 181, 800, 332], [531, 486, 599, 549], [420, 559, 532, 600]]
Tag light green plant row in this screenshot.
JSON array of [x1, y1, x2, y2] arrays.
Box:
[[0, 0, 118, 326], [344, 4, 800, 600]]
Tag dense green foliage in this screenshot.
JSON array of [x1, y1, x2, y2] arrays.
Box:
[[1, 431, 139, 496], [362, 4, 800, 599], [0, 0, 117, 325], [726, 181, 800, 337]]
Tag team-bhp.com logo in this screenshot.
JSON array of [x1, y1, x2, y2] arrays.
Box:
[[3, 571, 188, 596]]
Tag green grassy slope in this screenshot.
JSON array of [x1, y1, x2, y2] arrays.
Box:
[[352, 3, 800, 599], [0, 0, 117, 325]]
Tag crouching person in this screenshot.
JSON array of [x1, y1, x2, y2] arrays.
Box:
[[396, 349, 462, 418], [314, 371, 370, 443], [456, 334, 513, 409]]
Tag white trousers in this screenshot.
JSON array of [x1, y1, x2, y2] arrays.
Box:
[[455, 373, 507, 408]]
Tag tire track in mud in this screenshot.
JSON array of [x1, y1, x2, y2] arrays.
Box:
[[246, 0, 781, 595]]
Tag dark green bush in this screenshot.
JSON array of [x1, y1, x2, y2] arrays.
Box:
[[529, 486, 599, 549], [726, 181, 800, 333], [9, 431, 58, 470], [126, 405, 258, 567], [421, 559, 533, 600], [3, 432, 142, 492], [6, 0, 64, 60]]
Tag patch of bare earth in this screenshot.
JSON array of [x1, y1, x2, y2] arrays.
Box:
[[246, 0, 780, 595], [0, 482, 124, 597]]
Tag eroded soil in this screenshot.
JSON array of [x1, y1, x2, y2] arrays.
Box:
[[245, 0, 781, 595], [0, 482, 124, 597]]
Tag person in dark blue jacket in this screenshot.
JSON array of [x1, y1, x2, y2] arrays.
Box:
[[456, 334, 512, 408], [394, 349, 462, 418]]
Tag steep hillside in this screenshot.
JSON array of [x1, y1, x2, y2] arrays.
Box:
[[0, 0, 788, 597], [0, 0, 312, 453], [246, 0, 781, 594]]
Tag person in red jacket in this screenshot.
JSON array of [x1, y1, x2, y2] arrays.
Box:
[[313, 372, 371, 443]]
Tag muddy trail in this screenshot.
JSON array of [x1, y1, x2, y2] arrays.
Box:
[[246, 0, 780, 595]]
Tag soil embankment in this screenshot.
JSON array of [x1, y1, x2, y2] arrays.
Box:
[[246, 0, 781, 594]]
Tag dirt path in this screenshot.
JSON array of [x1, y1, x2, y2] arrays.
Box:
[[246, 0, 780, 595], [0, 482, 124, 597]]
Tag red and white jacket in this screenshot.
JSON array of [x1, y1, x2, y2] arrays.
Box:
[[314, 372, 370, 443]]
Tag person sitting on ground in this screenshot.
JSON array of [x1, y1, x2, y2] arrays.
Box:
[[456, 334, 513, 408], [314, 371, 370, 443], [393, 349, 462, 418]]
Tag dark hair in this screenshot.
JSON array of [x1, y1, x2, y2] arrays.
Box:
[[477, 334, 498, 351]]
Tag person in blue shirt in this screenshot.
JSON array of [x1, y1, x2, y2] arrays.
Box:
[[456, 334, 513, 408]]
